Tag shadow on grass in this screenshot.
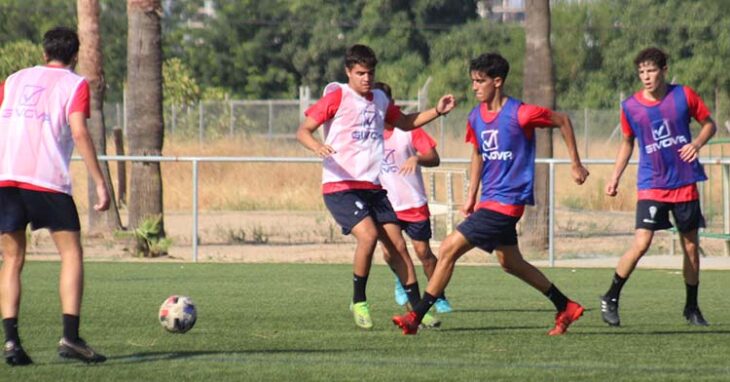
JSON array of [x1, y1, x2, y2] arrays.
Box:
[[577, 329, 730, 336], [439, 325, 547, 332], [108, 348, 341, 364], [454, 308, 555, 313]]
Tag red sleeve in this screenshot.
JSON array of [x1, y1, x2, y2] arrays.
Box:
[[410, 128, 437, 153], [620, 109, 633, 137], [0, 82, 5, 106], [385, 102, 401, 125], [465, 122, 479, 149], [304, 87, 342, 125], [517, 104, 553, 129], [69, 80, 90, 118], [683, 86, 711, 122]]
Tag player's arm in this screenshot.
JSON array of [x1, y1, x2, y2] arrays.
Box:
[[550, 111, 589, 185], [392, 94, 456, 131], [399, 147, 440, 175], [606, 134, 634, 197], [296, 116, 335, 158], [461, 146, 483, 217], [69, 112, 110, 211], [678, 117, 716, 163]]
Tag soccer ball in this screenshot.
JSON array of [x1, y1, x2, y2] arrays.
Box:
[[159, 295, 197, 333]]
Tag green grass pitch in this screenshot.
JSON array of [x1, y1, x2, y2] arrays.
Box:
[[4, 261, 730, 380]]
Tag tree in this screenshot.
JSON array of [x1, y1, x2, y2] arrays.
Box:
[[0, 41, 42, 79], [127, 0, 165, 247], [77, 0, 123, 234], [522, 0, 553, 252]]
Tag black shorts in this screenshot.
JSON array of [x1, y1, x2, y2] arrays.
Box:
[[323, 189, 398, 235], [456, 208, 520, 253], [635, 199, 705, 232], [0, 187, 81, 232], [398, 219, 432, 241]]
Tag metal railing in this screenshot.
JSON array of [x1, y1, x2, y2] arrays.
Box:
[[85, 156, 730, 265]]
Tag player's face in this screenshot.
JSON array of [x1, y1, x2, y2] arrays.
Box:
[[346, 64, 375, 96], [471, 71, 501, 103], [637, 61, 667, 93]]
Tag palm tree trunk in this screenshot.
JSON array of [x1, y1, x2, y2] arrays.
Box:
[[522, 0, 554, 253], [77, 0, 122, 233], [127, 0, 165, 233]]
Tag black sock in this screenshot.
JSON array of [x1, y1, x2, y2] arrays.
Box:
[[404, 283, 421, 307], [685, 282, 699, 310], [439, 292, 447, 300], [63, 314, 80, 342], [3, 318, 20, 344], [544, 284, 569, 311], [353, 274, 368, 303], [605, 273, 627, 301], [413, 292, 437, 320]]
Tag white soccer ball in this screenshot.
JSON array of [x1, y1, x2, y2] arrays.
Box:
[[158, 295, 197, 333]]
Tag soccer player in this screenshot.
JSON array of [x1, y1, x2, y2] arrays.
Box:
[[296, 44, 455, 329], [374, 82, 453, 313], [0, 27, 110, 365], [392, 52, 590, 336], [599, 47, 716, 327]]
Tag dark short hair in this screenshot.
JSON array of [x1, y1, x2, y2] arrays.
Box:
[[634, 47, 668, 69], [469, 53, 509, 81], [373, 82, 392, 99], [345, 44, 378, 70], [42, 27, 79, 65]]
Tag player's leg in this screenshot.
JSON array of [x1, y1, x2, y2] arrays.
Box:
[[50, 230, 105, 363], [674, 200, 708, 325], [494, 245, 584, 335], [380, 239, 409, 306], [379, 223, 441, 328], [0, 187, 33, 366], [601, 200, 668, 327], [348, 217, 379, 329], [599, 228, 654, 326], [412, 238, 452, 313], [323, 190, 379, 329], [1, 231, 33, 366], [392, 230, 472, 334]]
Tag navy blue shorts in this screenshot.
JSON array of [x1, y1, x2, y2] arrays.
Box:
[[323, 189, 398, 235], [398, 219, 432, 241], [456, 208, 520, 253], [635, 199, 705, 232], [0, 187, 81, 232]]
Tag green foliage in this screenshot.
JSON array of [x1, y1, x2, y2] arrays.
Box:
[[0, 40, 42, 78], [163, 57, 200, 106], [133, 214, 171, 257]]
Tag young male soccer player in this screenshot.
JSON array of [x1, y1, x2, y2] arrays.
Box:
[[600, 47, 716, 327], [0, 27, 110, 365], [392, 52, 590, 336], [374, 82, 453, 313], [297, 45, 455, 329]]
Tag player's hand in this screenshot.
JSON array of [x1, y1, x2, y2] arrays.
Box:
[[436, 94, 456, 116], [678, 143, 699, 163], [314, 144, 336, 158], [571, 163, 589, 185], [94, 183, 111, 211], [398, 156, 418, 175], [460, 198, 476, 217], [605, 179, 619, 197]]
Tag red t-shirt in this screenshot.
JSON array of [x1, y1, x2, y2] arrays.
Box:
[[620, 86, 710, 202], [464, 102, 553, 217], [384, 127, 437, 222], [0, 65, 91, 192]]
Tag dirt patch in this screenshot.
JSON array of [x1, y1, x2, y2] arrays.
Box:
[[16, 209, 730, 269]]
